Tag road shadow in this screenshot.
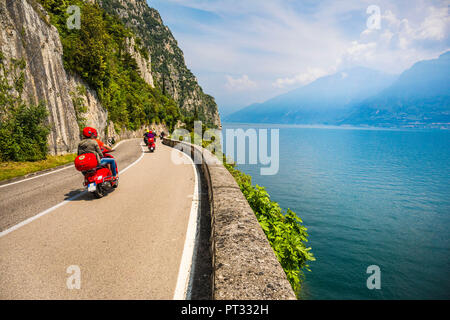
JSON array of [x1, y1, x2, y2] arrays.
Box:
[[190, 163, 213, 300], [64, 190, 92, 201]]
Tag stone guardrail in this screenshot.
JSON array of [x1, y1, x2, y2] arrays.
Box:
[[163, 138, 296, 300]]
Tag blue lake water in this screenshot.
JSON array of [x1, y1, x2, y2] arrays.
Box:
[[221, 123, 450, 300]]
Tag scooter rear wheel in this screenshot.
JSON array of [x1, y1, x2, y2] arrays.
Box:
[[94, 184, 106, 198]]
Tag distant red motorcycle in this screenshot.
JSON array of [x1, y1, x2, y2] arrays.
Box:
[[74, 148, 118, 198], [147, 137, 156, 153]]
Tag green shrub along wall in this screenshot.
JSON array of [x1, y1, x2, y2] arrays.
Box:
[[0, 53, 50, 162], [223, 162, 315, 297], [38, 0, 182, 132], [192, 133, 315, 297]]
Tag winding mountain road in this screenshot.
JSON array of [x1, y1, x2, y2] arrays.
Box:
[[0, 139, 198, 299]]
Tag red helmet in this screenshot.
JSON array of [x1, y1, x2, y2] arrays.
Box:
[[82, 127, 97, 138]]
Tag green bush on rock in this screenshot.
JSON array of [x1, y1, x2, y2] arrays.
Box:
[[0, 53, 50, 162], [38, 0, 182, 131]]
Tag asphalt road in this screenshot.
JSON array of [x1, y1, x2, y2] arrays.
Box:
[[0, 139, 196, 299], [0, 139, 144, 232]]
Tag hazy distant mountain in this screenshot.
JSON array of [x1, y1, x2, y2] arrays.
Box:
[[225, 67, 397, 124], [340, 51, 450, 128]]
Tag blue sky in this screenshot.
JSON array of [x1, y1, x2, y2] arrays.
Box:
[[148, 0, 450, 116]]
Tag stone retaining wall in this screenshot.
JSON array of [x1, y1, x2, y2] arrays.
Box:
[[163, 138, 296, 300]]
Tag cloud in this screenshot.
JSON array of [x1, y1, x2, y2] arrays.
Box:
[[360, 6, 449, 48], [150, 0, 450, 111], [416, 6, 449, 41], [342, 3, 450, 72], [346, 41, 377, 57], [273, 68, 329, 88], [225, 74, 257, 91]]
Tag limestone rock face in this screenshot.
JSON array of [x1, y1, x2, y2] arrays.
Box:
[[0, 0, 113, 154], [100, 0, 222, 128], [0, 0, 82, 154], [1, 0, 220, 157], [66, 74, 109, 140], [125, 36, 154, 88]]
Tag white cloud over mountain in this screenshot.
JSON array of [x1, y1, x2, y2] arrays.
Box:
[[225, 74, 257, 91], [149, 0, 450, 113]]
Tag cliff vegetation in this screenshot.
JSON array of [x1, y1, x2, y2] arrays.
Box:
[[38, 0, 182, 132], [100, 0, 221, 128], [0, 53, 50, 161]]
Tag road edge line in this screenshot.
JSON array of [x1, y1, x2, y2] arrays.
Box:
[[0, 165, 74, 189], [173, 148, 201, 300]]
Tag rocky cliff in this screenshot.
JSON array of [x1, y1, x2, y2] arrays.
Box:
[[0, 0, 199, 155], [124, 36, 155, 88], [100, 0, 222, 128], [0, 0, 82, 154]]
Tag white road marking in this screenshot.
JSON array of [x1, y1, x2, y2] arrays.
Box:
[[0, 165, 74, 189], [120, 142, 146, 174], [0, 191, 87, 238], [0, 140, 145, 238], [173, 145, 201, 300]]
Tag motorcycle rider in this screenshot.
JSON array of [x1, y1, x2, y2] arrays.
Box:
[[78, 127, 118, 180], [144, 129, 156, 143], [143, 129, 150, 145], [78, 127, 103, 165], [95, 136, 114, 154]]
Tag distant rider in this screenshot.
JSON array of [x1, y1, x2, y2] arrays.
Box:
[[144, 129, 156, 144], [148, 130, 156, 139], [143, 129, 150, 145]]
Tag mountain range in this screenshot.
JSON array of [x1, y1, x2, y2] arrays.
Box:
[[226, 52, 450, 128]]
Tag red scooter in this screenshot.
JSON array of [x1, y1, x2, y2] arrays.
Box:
[[147, 137, 156, 152], [74, 148, 118, 198]]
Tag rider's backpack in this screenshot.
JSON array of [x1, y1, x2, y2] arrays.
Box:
[[74, 153, 98, 172]]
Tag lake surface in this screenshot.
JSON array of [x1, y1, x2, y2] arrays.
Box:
[[221, 123, 450, 300]]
